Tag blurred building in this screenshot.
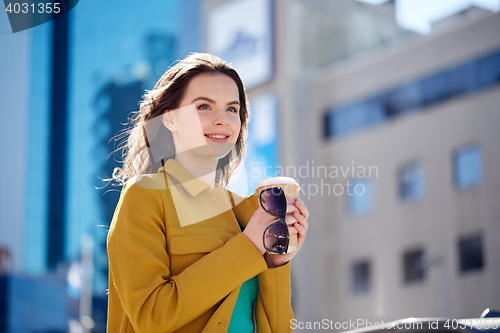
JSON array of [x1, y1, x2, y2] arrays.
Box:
[[304, 8, 500, 327], [204, 0, 500, 330]]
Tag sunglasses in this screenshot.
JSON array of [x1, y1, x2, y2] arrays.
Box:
[[260, 187, 289, 255]]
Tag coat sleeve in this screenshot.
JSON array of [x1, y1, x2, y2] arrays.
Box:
[[230, 190, 295, 332], [107, 177, 268, 333], [255, 262, 294, 333]]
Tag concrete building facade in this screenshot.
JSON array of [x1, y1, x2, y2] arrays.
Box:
[[204, 0, 500, 330]]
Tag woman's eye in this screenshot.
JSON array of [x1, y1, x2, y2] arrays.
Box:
[[226, 107, 238, 113], [198, 104, 210, 110]]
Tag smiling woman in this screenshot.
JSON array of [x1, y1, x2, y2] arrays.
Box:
[[112, 53, 250, 187], [106, 53, 310, 333], [161, 72, 242, 182]]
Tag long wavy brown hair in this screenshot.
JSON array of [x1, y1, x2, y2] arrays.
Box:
[[111, 53, 250, 186]]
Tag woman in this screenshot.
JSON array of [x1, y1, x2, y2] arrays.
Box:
[[107, 53, 309, 332]]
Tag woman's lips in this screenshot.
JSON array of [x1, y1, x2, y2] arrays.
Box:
[[204, 134, 230, 143]]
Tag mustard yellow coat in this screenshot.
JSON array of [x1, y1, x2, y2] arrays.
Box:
[[107, 160, 294, 332]]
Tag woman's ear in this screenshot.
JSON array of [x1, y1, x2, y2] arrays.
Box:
[[162, 111, 176, 131]]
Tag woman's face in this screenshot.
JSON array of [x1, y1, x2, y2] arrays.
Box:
[[163, 72, 242, 161]]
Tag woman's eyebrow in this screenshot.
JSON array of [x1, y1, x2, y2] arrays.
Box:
[[191, 96, 216, 104], [191, 96, 240, 106]]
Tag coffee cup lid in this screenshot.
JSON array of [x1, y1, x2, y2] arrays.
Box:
[[256, 176, 299, 188]]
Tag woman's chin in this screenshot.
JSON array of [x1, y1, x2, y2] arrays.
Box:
[[184, 145, 231, 161], [206, 142, 235, 158], [207, 148, 233, 161]]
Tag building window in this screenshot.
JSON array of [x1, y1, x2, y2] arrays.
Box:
[[324, 49, 500, 140], [348, 178, 373, 216], [324, 102, 386, 138], [352, 260, 371, 294], [459, 235, 484, 273], [399, 161, 425, 201], [454, 145, 482, 189], [403, 248, 425, 283]]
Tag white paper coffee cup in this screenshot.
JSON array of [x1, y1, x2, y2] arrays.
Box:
[[256, 177, 300, 253]]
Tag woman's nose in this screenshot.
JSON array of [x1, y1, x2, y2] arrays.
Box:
[[213, 108, 230, 126]]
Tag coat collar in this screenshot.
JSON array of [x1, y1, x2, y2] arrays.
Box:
[[157, 159, 212, 197]]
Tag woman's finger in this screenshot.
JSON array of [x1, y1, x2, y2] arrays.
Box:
[[285, 214, 298, 226], [293, 210, 309, 231], [294, 199, 309, 220], [287, 225, 299, 235], [294, 222, 307, 250], [286, 203, 299, 215], [295, 221, 307, 238]]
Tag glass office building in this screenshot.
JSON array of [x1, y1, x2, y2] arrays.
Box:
[[24, 0, 201, 294]]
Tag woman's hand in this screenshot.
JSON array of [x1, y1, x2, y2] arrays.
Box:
[[243, 205, 280, 255], [243, 198, 309, 268], [265, 198, 309, 268]]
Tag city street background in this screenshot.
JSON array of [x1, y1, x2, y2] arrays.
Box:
[[1, 0, 500, 332]]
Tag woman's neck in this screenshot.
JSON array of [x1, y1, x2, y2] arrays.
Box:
[[174, 153, 219, 189]]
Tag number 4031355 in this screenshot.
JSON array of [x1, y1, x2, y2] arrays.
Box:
[[5, 2, 61, 14]]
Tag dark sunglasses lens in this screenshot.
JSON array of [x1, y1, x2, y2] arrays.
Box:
[[264, 222, 289, 254], [261, 188, 285, 216]]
